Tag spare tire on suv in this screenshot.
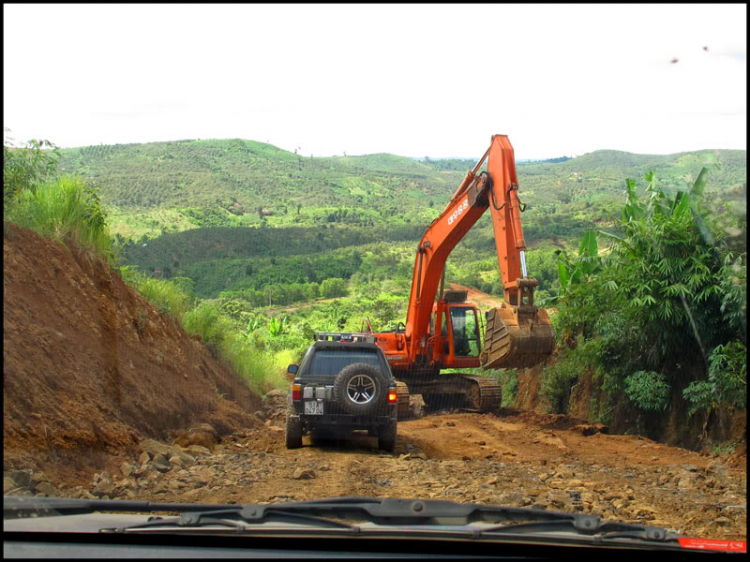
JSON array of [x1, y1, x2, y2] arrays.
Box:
[[333, 362, 389, 415]]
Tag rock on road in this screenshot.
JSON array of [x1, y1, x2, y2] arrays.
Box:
[[11, 396, 745, 542]]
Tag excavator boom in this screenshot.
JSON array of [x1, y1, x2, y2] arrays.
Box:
[[402, 135, 554, 370]]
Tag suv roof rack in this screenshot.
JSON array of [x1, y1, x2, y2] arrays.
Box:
[[315, 332, 377, 344]]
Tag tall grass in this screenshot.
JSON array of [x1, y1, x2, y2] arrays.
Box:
[[221, 334, 288, 393], [182, 303, 233, 351], [121, 268, 288, 393], [8, 175, 115, 264], [126, 272, 192, 320], [183, 303, 287, 392]]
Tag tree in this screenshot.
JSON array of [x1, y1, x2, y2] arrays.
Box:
[[320, 277, 347, 298], [542, 168, 746, 423]]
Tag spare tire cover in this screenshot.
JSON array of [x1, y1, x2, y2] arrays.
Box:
[[332, 362, 388, 415]]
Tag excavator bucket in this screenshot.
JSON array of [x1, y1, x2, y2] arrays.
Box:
[[480, 306, 555, 370]]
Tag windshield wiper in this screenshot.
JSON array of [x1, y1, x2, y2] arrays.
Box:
[[4, 495, 680, 547]]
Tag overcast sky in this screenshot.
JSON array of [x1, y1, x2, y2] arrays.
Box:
[[4, 4, 746, 160]]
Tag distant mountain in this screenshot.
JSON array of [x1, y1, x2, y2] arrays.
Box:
[[59, 139, 457, 221], [57, 139, 745, 238]]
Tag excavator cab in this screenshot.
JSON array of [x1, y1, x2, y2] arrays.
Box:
[[448, 306, 480, 357], [430, 291, 482, 366]]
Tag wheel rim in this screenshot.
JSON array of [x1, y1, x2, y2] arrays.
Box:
[[347, 374, 376, 404]]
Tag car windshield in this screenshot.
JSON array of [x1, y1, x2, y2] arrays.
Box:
[[306, 350, 382, 376], [3, 3, 746, 554]]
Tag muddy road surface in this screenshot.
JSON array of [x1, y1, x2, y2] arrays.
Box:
[[8, 396, 745, 542]]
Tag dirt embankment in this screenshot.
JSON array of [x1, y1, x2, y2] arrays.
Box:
[[515, 358, 747, 453], [3, 224, 263, 482]]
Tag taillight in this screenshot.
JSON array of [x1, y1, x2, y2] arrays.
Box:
[[292, 384, 301, 401], [388, 390, 398, 403]]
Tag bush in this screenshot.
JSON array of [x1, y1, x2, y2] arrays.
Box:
[[121, 263, 286, 393], [3, 137, 59, 206], [8, 175, 115, 264], [320, 277, 347, 298], [122, 266, 191, 319], [182, 303, 233, 352], [221, 334, 287, 392], [497, 369, 519, 407], [683, 341, 747, 416], [540, 342, 596, 414], [138, 277, 191, 319], [624, 371, 670, 411]]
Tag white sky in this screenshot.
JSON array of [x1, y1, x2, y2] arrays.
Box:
[[3, 4, 747, 160]]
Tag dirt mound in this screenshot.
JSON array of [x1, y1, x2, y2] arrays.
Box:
[[3, 224, 262, 483]]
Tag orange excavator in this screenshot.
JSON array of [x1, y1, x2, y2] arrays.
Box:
[[362, 134, 555, 414]]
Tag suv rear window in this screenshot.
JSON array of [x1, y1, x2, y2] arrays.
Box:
[[307, 349, 381, 376]]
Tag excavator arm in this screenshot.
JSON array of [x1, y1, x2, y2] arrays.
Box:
[[404, 134, 554, 369]]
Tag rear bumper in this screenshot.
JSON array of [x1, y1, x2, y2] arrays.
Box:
[[293, 411, 396, 430]]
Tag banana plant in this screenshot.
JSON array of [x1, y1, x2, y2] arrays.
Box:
[[548, 231, 601, 306], [240, 314, 260, 340], [268, 315, 289, 338]]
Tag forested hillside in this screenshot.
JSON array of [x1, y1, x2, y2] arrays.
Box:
[[58, 139, 746, 239]]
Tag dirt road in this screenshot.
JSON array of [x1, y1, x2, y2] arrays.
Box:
[[23, 398, 745, 542], [449, 283, 505, 311]]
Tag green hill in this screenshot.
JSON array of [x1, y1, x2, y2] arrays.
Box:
[[58, 139, 457, 237], [58, 139, 745, 239], [58, 138, 745, 300]]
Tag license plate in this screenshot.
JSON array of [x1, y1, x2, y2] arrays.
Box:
[[304, 401, 324, 415]]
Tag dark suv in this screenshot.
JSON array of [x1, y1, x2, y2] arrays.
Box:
[[285, 334, 398, 452]]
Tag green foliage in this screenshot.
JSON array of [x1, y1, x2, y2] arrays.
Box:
[[602, 170, 731, 363], [8, 174, 116, 264], [3, 136, 60, 206], [55, 138, 744, 240], [123, 266, 191, 319], [268, 315, 289, 337], [547, 168, 745, 423], [168, 276, 197, 305], [320, 277, 347, 299], [549, 230, 602, 307], [718, 253, 747, 341], [624, 371, 671, 411], [368, 295, 401, 330], [182, 206, 242, 228], [220, 333, 288, 392], [119, 227, 410, 298], [498, 369, 520, 407], [683, 341, 747, 416], [240, 314, 261, 340], [182, 303, 234, 352], [540, 343, 593, 414]]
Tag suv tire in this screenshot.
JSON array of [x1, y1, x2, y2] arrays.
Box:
[[333, 363, 388, 416], [377, 419, 397, 452], [285, 409, 303, 449]]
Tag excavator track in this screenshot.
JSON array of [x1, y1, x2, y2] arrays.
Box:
[[460, 375, 502, 413], [395, 380, 411, 419], [417, 374, 502, 414]]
